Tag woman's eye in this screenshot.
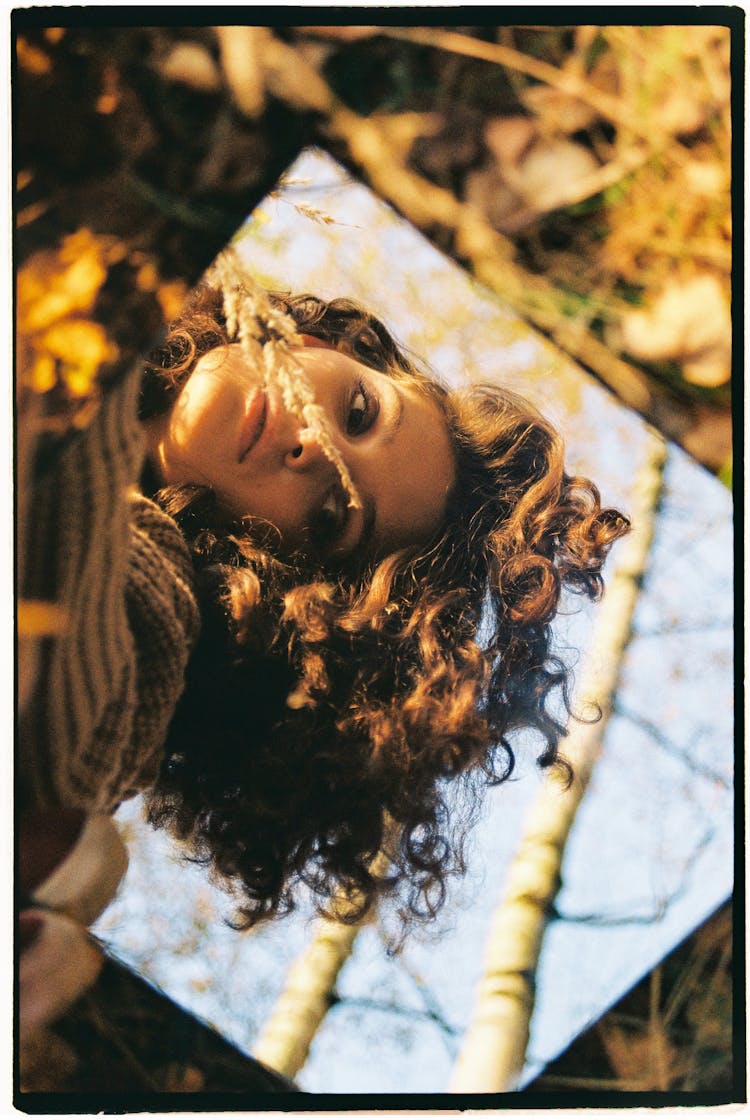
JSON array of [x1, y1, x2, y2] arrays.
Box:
[[347, 381, 377, 436]]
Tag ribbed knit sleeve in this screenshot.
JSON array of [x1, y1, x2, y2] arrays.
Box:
[[20, 371, 200, 813]]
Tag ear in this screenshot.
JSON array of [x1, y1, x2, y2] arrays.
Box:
[[298, 333, 335, 350]]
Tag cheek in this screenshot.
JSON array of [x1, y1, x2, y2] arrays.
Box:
[[223, 477, 309, 540]]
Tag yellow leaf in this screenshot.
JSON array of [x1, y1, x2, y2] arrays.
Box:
[[17, 37, 51, 75], [135, 262, 159, 292], [17, 232, 108, 333], [57, 228, 106, 266], [30, 354, 56, 393], [39, 319, 118, 396], [156, 279, 189, 321]]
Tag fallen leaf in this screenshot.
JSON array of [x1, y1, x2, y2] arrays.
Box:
[[39, 319, 119, 395], [17, 37, 51, 75], [655, 89, 707, 137], [158, 41, 222, 92], [464, 165, 521, 229], [17, 229, 109, 333], [215, 26, 267, 118], [618, 274, 731, 386], [520, 85, 598, 135], [296, 26, 381, 42], [505, 137, 600, 210], [601, 1023, 680, 1089], [484, 116, 537, 171], [163, 1064, 206, 1091], [683, 157, 728, 197], [263, 33, 334, 114], [157, 279, 190, 321]]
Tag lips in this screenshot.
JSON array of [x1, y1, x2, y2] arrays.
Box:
[[237, 389, 268, 463]]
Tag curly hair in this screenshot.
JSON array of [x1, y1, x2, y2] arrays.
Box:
[[140, 282, 629, 929]]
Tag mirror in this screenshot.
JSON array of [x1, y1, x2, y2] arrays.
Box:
[[92, 149, 733, 1092]]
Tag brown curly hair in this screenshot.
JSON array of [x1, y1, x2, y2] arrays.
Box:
[[140, 282, 629, 929]]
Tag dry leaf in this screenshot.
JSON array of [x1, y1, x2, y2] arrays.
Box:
[[683, 157, 728, 197], [17, 37, 52, 75], [263, 34, 333, 114], [17, 230, 108, 334], [296, 26, 381, 42], [506, 137, 599, 210], [216, 26, 332, 118], [655, 89, 707, 137], [215, 26, 266, 117], [163, 1063, 206, 1091], [158, 42, 222, 92], [374, 111, 442, 162], [157, 279, 190, 321], [464, 165, 521, 229], [39, 319, 119, 395], [520, 85, 597, 135], [484, 116, 537, 171], [618, 274, 731, 386]]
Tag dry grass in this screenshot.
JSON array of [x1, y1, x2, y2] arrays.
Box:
[[526, 902, 734, 1093]]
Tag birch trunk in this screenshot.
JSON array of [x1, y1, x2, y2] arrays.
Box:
[[449, 432, 667, 1092], [253, 851, 388, 1078]]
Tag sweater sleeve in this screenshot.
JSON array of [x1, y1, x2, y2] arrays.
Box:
[[20, 371, 200, 812]]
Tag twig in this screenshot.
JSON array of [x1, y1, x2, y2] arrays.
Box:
[[614, 703, 731, 789], [376, 27, 636, 134], [374, 921, 460, 1055], [550, 825, 716, 927], [331, 993, 461, 1045]]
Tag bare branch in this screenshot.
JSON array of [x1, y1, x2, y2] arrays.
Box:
[[614, 704, 731, 789]]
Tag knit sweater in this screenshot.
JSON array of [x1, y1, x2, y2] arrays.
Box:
[[20, 368, 200, 812]]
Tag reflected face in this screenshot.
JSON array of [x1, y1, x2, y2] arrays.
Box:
[[144, 340, 456, 564]]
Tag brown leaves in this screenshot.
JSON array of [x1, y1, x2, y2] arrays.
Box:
[[157, 42, 222, 93], [16, 36, 52, 76], [215, 27, 333, 119], [616, 274, 731, 387]]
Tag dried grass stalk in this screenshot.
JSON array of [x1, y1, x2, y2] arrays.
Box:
[[206, 248, 361, 509]]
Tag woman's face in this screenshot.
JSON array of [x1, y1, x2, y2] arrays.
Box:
[[145, 339, 456, 564]]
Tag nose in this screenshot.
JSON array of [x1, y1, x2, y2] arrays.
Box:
[[283, 430, 331, 472]]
